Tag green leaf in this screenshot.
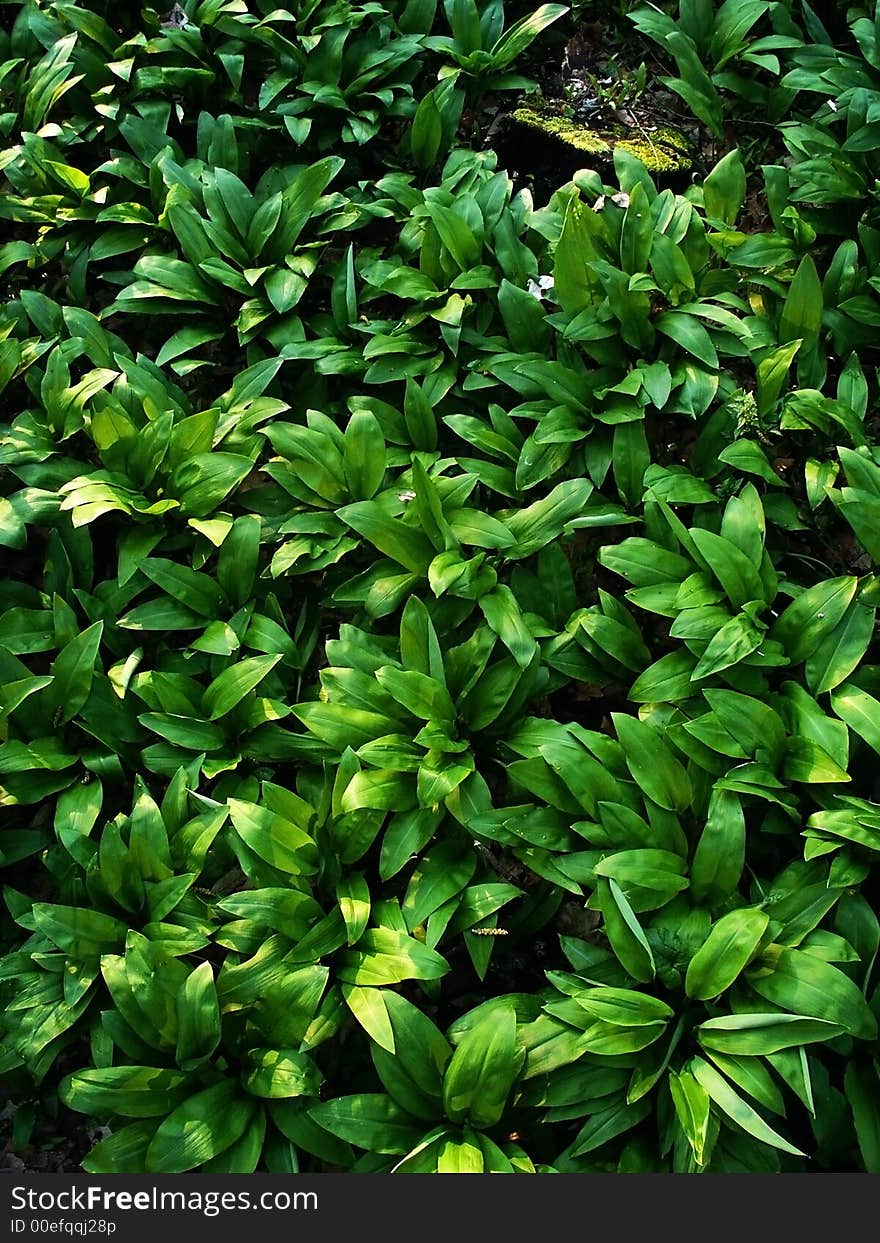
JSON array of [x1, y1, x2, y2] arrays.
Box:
[[630, 649, 699, 703], [442, 1002, 519, 1127], [403, 841, 475, 931], [337, 873, 371, 946], [685, 909, 770, 1000], [655, 311, 718, 366], [749, 947, 877, 1040], [309, 1094, 423, 1154], [338, 503, 435, 574], [553, 197, 602, 315], [691, 612, 764, 680], [338, 928, 449, 986], [81, 1122, 159, 1174], [242, 1048, 322, 1099], [702, 149, 746, 224], [669, 1069, 713, 1167], [60, 1067, 189, 1118], [599, 538, 693, 587], [689, 528, 765, 610], [48, 621, 103, 723], [691, 788, 745, 903], [771, 577, 859, 663], [597, 877, 655, 982], [490, 3, 568, 66], [374, 666, 455, 723], [145, 1082, 256, 1172], [32, 904, 126, 956], [480, 585, 537, 668], [267, 157, 344, 262], [831, 682, 880, 754], [612, 713, 692, 812], [757, 340, 801, 415], [342, 983, 395, 1051], [344, 410, 386, 501], [504, 479, 594, 558], [410, 90, 443, 169], [575, 987, 674, 1027], [568, 1096, 652, 1155], [805, 601, 875, 695], [690, 1057, 804, 1156], [697, 1012, 844, 1056], [227, 799, 318, 876], [371, 993, 452, 1121], [619, 181, 653, 275], [203, 655, 281, 719], [779, 255, 823, 350], [175, 962, 221, 1070]]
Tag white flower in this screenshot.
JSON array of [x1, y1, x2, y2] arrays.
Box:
[[527, 275, 555, 300], [593, 191, 629, 212]]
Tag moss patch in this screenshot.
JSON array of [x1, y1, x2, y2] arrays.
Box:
[[511, 107, 692, 174]]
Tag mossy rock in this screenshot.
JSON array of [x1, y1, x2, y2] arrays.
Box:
[[511, 107, 692, 175]]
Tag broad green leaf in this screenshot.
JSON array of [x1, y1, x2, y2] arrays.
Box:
[[371, 992, 451, 1121], [227, 799, 318, 875], [175, 962, 221, 1070], [145, 1082, 256, 1172], [309, 1094, 422, 1154], [338, 503, 435, 574], [203, 655, 281, 719], [690, 1057, 804, 1156], [336, 873, 371, 945], [48, 621, 103, 723], [749, 947, 877, 1040], [402, 841, 475, 931], [442, 1003, 519, 1127], [344, 410, 386, 501], [669, 1069, 713, 1167], [342, 984, 395, 1052], [685, 909, 770, 1000], [691, 789, 745, 903], [805, 601, 875, 695], [689, 528, 765, 610], [771, 578, 858, 663], [655, 311, 718, 366], [697, 1012, 844, 1056], [702, 149, 746, 224], [779, 255, 823, 351], [242, 1048, 322, 1099], [597, 877, 655, 982], [60, 1067, 189, 1118], [612, 712, 692, 812], [338, 927, 449, 986], [831, 682, 880, 754]]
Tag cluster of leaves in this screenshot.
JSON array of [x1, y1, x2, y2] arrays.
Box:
[[3, 0, 880, 1175]]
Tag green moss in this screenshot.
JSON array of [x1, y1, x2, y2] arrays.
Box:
[[615, 127, 692, 173], [512, 108, 612, 156], [511, 108, 692, 174]]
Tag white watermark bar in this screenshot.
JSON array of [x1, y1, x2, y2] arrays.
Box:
[[10, 1183, 317, 1221], [0, 1173, 867, 1240]]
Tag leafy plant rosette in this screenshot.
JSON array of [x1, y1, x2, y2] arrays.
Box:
[[2, 0, 880, 1177]]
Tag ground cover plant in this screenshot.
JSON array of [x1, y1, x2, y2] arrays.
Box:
[[3, 0, 880, 1174]]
